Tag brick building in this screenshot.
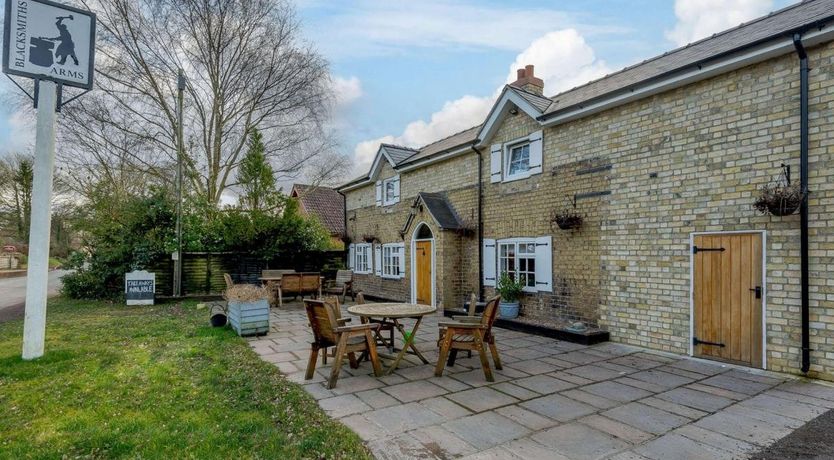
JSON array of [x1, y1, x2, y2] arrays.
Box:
[[338, 0, 834, 380]]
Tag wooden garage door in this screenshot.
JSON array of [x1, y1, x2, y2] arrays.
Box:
[[693, 233, 763, 368]]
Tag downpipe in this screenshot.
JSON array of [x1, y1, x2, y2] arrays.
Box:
[[473, 145, 484, 301], [792, 33, 811, 374]]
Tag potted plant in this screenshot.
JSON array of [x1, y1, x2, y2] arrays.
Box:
[[496, 273, 524, 319], [754, 181, 803, 216], [224, 284, 271, 336], [553, 210, 583, 230]]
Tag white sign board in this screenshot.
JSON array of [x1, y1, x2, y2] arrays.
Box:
[[3, 0, 96, 89], [125, 270, 155, 306]]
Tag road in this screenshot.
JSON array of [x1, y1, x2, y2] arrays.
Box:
[[0, 270, 68, 323]]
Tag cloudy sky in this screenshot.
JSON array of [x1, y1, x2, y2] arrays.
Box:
[[0, 0, 796, 180]]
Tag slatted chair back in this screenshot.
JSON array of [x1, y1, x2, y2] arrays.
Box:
[[481, 295, 502, 338], [223, 273, 234, 289], [301, 273, 321, 291], [466, 293, 478, 316], [305, 299, 339, 346], [323, 296, 343, 320], [335, 270, 353, 287], [281, 273, 302, 291]]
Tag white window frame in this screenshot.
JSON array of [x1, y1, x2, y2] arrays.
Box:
[[497, 238, 538, 293], [354, 243, 372, 274], [381, 243, 405, 279], [382, 176, 400, 206], [504, 141, 531, 181]]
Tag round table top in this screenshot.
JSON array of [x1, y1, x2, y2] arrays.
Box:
[[347, 303, 437, 318]]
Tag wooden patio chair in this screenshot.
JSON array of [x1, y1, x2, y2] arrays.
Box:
[[435, 295, 503, 382], [320, 296, 351, 364], [437, 293, 478, 358], [356, 292, 395, 351], [304, 299, 382, 389], [324, 270, 355, 302]]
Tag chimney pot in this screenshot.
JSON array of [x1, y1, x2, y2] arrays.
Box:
[[510, 63, 544, 95]]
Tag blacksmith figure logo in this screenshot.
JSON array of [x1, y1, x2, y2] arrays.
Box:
[[29, 14, 78, 68]]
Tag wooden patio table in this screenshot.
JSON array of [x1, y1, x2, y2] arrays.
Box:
[[347, 303, 437, 374]]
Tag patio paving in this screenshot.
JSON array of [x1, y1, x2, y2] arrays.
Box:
[[249, 301, 834, 459]]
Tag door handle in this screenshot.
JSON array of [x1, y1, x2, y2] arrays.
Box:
[[749, 286, 761, 299]]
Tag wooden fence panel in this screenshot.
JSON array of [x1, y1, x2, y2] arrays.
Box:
[[151, 251, 346, 296]]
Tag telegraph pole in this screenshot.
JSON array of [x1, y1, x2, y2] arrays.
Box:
[[173, 69, 186, 297]]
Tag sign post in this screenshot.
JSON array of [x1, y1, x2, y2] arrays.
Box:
[[3, 0, 95, 360]]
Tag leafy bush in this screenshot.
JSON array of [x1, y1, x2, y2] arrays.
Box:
[[61, 270, 109, 299]]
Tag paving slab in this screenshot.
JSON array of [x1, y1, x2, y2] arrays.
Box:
[[447, 386, 519, 412], [382, 380, 448, 403], [603, 402, 690, 435], [365, 402, 446, 435], [674, 424, 757, 457], [514, 374, 576, 393], [442, 411, 530, 450], [494, 405, 559, 430], [634, 432, 737, 460], [318, 394, 372, 418], [582, 380, 654, 403], [579, 414, 654, 444], [531, 422, 630, 460], [655, 387, 734, 412], [520, 393, 596, 422]]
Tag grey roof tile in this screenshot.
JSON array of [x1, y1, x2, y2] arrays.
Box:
[[418, 192, 464, 230]]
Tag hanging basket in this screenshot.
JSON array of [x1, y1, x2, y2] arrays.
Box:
[[554, 213, 583, 230], [754, 166, 803, 216]]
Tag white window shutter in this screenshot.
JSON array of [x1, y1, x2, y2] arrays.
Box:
[[375, 181, 382, 206], [397, 243, 406, 278], [535, 236, 552, 292], [374, 244, 382, 276], [393, 175, 401, 203], [348, 244, 355, 269], [483, 239, 497, 286], [490, 144, 502, 183], [529, 130, 543, 176]]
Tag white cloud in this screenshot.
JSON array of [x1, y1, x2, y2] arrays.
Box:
[[350, 29, 612, 176], [665, 0, 774, 47], [303, 1, 628, 59], [331, 75, 363, 107], [507, 29, 611, 94], [2, 109, 35, 155]]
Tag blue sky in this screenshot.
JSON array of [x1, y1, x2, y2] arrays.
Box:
[[0, 0, 795, 176]]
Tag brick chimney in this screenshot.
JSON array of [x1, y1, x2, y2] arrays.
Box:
[[510, 64, 544, 95]]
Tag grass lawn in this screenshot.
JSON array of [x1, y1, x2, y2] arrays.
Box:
[[0, 298, 370, 459]]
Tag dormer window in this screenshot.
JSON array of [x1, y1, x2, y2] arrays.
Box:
[[375, 175, 401, 206]]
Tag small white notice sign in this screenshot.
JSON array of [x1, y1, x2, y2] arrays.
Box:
[[2, 0, 96, 89]]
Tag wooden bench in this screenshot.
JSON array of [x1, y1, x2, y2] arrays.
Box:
[[277, 272, 322, 307], [260, 270, 295, 306]]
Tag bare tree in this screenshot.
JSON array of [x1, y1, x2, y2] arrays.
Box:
[[59, 0, 339, 204]]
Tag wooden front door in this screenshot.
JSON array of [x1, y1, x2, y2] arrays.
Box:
[[693, 233, 763, 367], [415, 241, 432, 305]]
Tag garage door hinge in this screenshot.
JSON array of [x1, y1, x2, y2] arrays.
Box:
[[693, 337, 725, 347], [692, 246, 725, 254]]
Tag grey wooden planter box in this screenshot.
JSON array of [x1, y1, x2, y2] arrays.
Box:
[[227, 299, 270, 336]]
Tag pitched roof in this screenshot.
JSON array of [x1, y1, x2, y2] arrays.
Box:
[[417, 192, 464, 230], [541, 0, 834, 118], [291, 184, 345, 236], [510, 86, 553, 113], [396, 125, 481, 167], [380, 144, 418, 164]]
